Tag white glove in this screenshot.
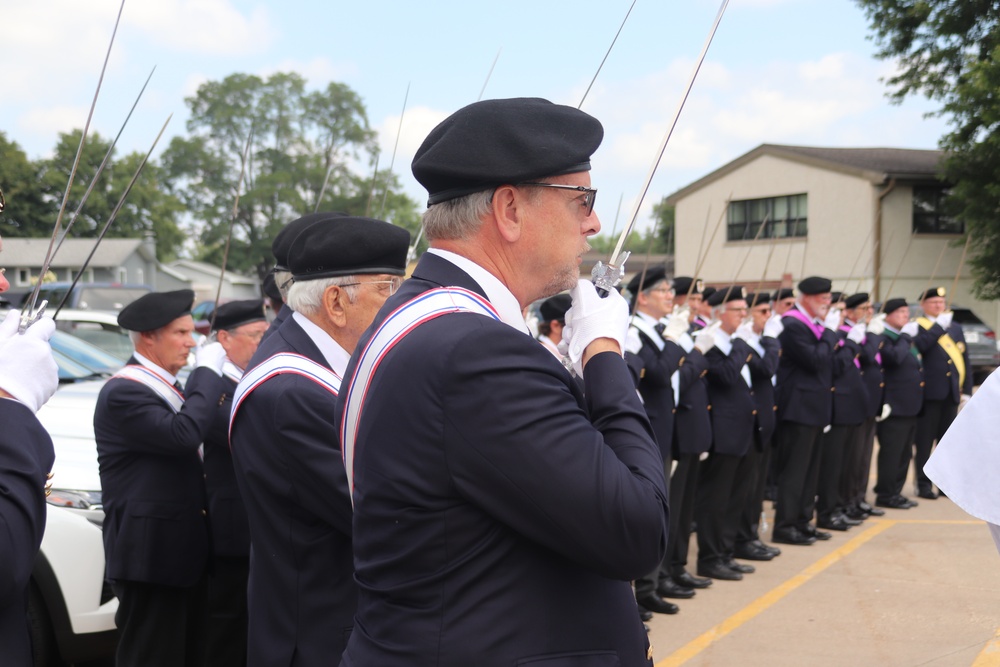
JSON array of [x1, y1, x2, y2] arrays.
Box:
[[847, 322, 866, 344], [763, 314, 784, 339], [0, 316, 59, 413], [624, 327, 642, 355], [661, 313, 689, 342], [935, 311, 953, 329], [561, 279, 629, 377], [693, 321, 720, 354], [733, 321, 755, 342], [671, 304, 691, 326], [876, 403, 892, 422], [194, 341, 227, 376], [0, 309, 20, 346], [867, 312, 886, 336], [824, 307, 842, 331], [900, 321, 920, 337]]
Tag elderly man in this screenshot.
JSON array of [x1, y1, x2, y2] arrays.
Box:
[[95, 289, 228, 666], [336, 97, 668, 666], [772, 277, 841, 546], [230, 214, 409, 666], [0, 234, 59, 664], [910, 286, 972, 499], [201, 299, 268, 667]]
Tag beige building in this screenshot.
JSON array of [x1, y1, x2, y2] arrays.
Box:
[[665, 144, 1000, 334]]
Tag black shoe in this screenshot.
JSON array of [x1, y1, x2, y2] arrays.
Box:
[[866, 505, 885, 516], [834, 512, 863, 526], [897, 495, 919, 508], [843, 505, 869, 521], [697, 561, 743, 581], [639, 608, 653, 622], [636, 593, 679, 615], [809, 527, 832, 540], [734, 542, 775, 561], [817, 517, 852, 531], [917, 488, 939, 500], [644, 623, 651, 633], [674, 571, 713, 589], [725, 558, 755, 574], [657, 578, 695, 599], [875, 495, 911, 509], [751, 539, 781, 557], [772, 528, 816, 545]]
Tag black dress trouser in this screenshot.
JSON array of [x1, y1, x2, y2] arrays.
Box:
[[112, 577, 207, 667], [875, 416, 919, 501], [773, 421, 824, 534], [914, 399, 957, 493]]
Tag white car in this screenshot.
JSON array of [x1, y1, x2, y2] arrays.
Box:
[[53, 308, 133, 362], [32, 379, 118, 665]]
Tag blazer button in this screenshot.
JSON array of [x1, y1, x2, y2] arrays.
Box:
[[947, 359, 953, 365], [201, 509, 208, 516], [672, 408, 677, 414], [752, 409, 758, 415], [880, 382, 885, 388], [707, 405, 712, 411], [830, 387, 836, 392], [773, 405, 778, 411], [946, 372, 951, 376], [920, 381, 926, 387]]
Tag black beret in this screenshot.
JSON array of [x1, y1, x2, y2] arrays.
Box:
[[883, 298, 909, 315], [261, 273, 282, 302], [707, 285, 746, 307], [844, 293, 870, 309], [798, 276, 832, 295], [411, 97, 604, 206], [746, 292, 771, 307], [672, 276, 704, 296], [213, 299, 266, 332], [272, 212, 347, 271], [773, 287, 795, 301], [289, 216, 410, 282], [919, 286, 947, 301], [831, 291, 844, 304], [702, 286, 717, 301], [539, 294, 572, 323], [118, 289, 194, 332], [627, 266, 668, 296]]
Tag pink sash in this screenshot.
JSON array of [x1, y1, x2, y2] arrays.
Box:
[[782, 308, 824, 339]]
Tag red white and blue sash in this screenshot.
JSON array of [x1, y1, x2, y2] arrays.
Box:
[[112, 365, 185, 413], [340, 287, 500, 500], [229, 352, 342, 440]]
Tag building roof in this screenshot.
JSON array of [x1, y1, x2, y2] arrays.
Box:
[[2, 238, 149, 268], [665, 144, 945, 204], [167, 259, 257, 285]]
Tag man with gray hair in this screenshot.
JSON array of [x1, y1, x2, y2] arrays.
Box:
[[229, 214, 409, 666]]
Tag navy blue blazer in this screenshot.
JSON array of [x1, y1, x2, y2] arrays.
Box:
[[858, 332, 884, 419], [747, 335, 780, 446], [95, 360, 220, 586], [230, 315, 356, 666], [628, 325, 684, 461], [831, 333, 870, 426], [0, 400, 55, 665], [775, 314, 839, 427], [880, 330, 924, 417], [202, 374, 250, 559], [674, 346, 712, 457], [705, 336, 755, 457], [335, 252, 667, 667], [913, 320, 973, 401], [261, 303, 289, 342]]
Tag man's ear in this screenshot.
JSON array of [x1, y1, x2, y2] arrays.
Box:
[[491, 185, 523, 243], [322, 285, 349, 328]]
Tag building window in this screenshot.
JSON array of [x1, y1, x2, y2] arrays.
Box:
[[117, 268, 127, 284], [16, 268, 31, 286], [913, 186, 963, 234], [71, 268, 94, 284], [727, 194, 808, 241]]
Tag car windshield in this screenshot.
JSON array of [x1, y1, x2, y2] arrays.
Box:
[[50, 330, 124, 376], [57, 320, 133, 361], [76, 287, 150, 311], [52, 348, 104, 382]]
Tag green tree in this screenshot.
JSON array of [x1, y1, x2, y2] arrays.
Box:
[[37, 129, 184, 260], [161, 72, 421, 278], [0, 132, 52, 237], [855, 0, 1000, 297], [653, 199, 675, 255]]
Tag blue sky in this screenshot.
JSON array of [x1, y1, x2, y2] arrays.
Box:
[[1, 0, 949, 239]]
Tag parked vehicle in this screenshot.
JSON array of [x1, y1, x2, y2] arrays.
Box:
[[26, 282, 151, 312], [54, 309, 133, 362]]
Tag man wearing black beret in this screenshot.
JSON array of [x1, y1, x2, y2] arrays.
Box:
[[773, 287, 796, 316], [871, 298, 923, 509], [230, 216, 409, 666], [909, 286, 972, 499], [536, 292, 571, 360], [201, 300, 268, 667], [694, 286, 717, 329], [336, 97, 667, 666], [771, 277, 842, 546], [95, 289, 229, 666]]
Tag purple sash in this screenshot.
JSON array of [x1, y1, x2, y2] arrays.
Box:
[[783, 307, 824, 339], [839, 324, 862, 369]]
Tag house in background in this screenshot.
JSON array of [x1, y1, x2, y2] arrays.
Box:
[[665, 143, 999, 331], [165, 259, 261, 303]]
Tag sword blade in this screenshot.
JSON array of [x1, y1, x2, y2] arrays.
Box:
[[579, 0, 637, 109]]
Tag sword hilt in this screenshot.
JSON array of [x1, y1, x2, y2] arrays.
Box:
[[591, 251, 630, 297], [18, 299, 48, 335]]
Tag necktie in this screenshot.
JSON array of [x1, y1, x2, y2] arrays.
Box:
[[174, 380, 183, 391], [654, 322, 666, 336]]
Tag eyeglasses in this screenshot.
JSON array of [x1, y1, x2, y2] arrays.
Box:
[[517, 182, 597, 216], [340, 277, 405, 296], [229, 329, 265, 343]]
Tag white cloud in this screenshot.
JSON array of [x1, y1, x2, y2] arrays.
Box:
[[125, 0, 273, 55]]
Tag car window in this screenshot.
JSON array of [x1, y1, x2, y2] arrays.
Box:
[[76, 287, 150, 311], [53, 348, 101, 381], [50, 330, 124, 375]]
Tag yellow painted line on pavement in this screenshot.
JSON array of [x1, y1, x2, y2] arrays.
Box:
[[888, 519, 984, 525], [972, 627, 1000, 666], [656, 520, 896, 667]]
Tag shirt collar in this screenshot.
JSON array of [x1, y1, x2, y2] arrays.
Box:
[[133, 351, 179, 386], [794, 302, 823, 325], [427, 248, 530, 334], [292, 311, 352, 376], [634, 311, 660, 327]]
